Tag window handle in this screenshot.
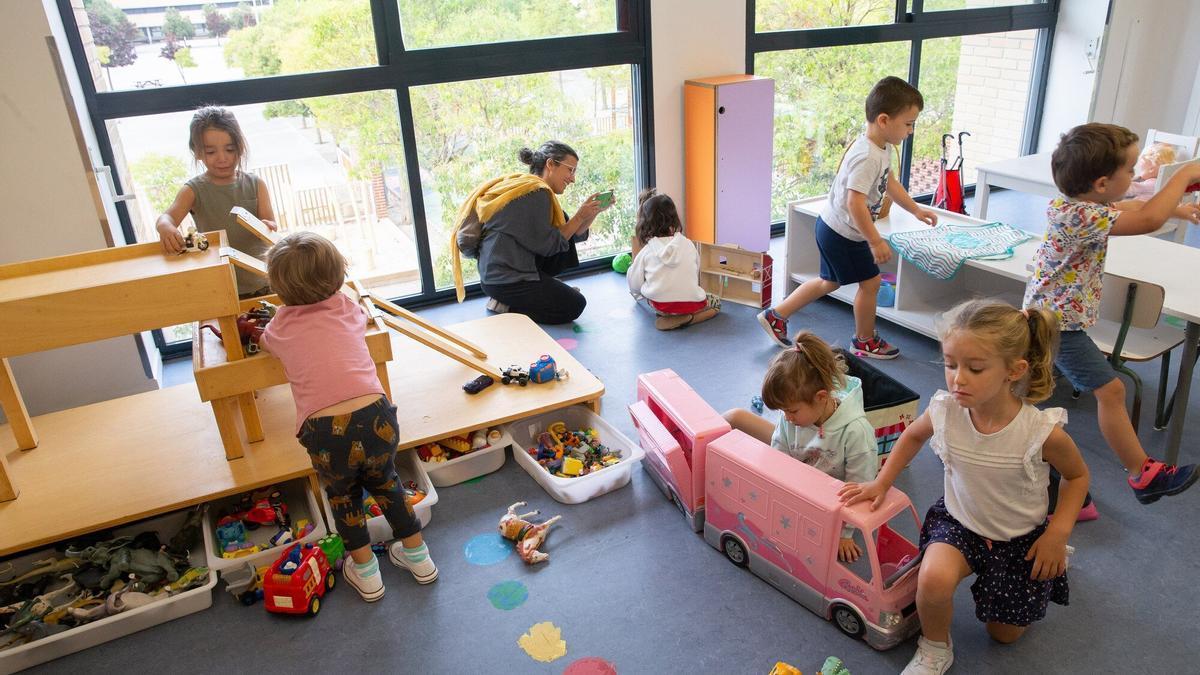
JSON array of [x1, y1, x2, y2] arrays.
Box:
[[95, 165, 135, 203]]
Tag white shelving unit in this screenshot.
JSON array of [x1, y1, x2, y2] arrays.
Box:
[[785, 196, 1040, 340]]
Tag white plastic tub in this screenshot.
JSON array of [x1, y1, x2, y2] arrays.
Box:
[[323, 448, 440, 543], [508, 405, 645, 504], [0, 508, 217, 674], [420, 427, 512, 487], [200, 478, 327, 574]]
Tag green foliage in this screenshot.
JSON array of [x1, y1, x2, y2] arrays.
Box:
[[86, 0, 137, 68], [203, 4, 231, 39], [225, 0, 635, 289], [130, 153, 188, 213], [230, 3, 257, 30], [755, 0, 895, 31], [163, 7, 195, 42], [263, 100, 311, 120], [175, 47, 197, 69], [96, 45, 112, 66]]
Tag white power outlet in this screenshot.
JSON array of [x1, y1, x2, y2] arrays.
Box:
[[1084, 36, 1101, 74]]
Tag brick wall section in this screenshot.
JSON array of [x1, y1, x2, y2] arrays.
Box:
[[949, 0, 1037, 185]]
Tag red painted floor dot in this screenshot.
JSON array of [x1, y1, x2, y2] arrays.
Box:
[[555, 337, 579, 350], [563, 657, 617, 675]]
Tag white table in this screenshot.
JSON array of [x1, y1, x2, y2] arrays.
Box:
[[787, 197, 1197, 463], [974, 152, 1190, 242], [1105, 236, 1200, 464], [972, 152, 1057, 220]]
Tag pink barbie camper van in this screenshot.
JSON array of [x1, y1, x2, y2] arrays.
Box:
[[629, 369, 731, 531], [704, 430, 921, 650]]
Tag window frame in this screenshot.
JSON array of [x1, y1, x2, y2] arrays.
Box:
[[746, 0, 1060, 231], [56, 0, 655, 355]]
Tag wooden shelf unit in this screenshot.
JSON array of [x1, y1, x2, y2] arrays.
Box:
[[0, 313, 604, 557], [698, 242, 772, 309]]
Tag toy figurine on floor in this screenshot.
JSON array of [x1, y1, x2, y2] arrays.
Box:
[[498, 501, 562, 565]]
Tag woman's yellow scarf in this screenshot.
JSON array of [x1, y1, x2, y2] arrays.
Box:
[[450, 173, 566, 302]]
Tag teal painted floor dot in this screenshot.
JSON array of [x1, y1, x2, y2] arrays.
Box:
[[487, 580, 529, 610], [464, 533, 512, 565]]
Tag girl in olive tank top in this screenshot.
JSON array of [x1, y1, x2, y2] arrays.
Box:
[[155, 106, 277, 296]]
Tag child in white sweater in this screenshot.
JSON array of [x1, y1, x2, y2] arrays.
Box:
[[627, 189, 720, 330]]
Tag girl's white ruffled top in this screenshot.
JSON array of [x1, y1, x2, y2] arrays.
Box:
[[927, 390, 1065, 541]]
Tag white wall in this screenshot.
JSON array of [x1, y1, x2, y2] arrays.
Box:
[[1091, 0, 1200, 139], [1036, 0, 1109, 150], [650, 0, 746, 222], [0, 0, 157, 421]]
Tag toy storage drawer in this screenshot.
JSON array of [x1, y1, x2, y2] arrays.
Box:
[[200, 477, 327, 574], [840, 350, 921, 459], [420, 427, 513, 487], [0, 508, 218, 674], [323, 448, 440, 542], [507, 405, 644, 505]]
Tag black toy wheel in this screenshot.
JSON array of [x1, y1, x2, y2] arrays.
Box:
[[308, 596, 321, 616], [502, 376, 511, 385], [326, 573, 336, 591], [831, 604, 865, 639], [722, 536, 748, 568], [198, 240, 209, 251], [519, 379, 528, 387], [238, 592, 257, 606]]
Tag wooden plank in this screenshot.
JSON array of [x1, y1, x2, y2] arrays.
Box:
[[232, 206, 281, 246], [0, 264, 240, 357], [0, 448, 17, 502], [222, 246, 270, 278], [0, 383, 315, 557], [378, 313, 500, 378], [368, 291, 488, 360], [382, 313, 604, 450], [0, 357, 36, 450]]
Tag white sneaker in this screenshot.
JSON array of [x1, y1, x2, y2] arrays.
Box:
[[343, 559, 385, 602], [902, 636, 954, 675], [388, 543, 438, 584], [485, 297, 509, 313]]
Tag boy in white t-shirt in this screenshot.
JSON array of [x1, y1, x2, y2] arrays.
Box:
[[758, 76, 938, 358]]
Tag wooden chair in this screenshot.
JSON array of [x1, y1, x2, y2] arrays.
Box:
[[251, 163, 294, 231], [1084, 273, 1186, 433]]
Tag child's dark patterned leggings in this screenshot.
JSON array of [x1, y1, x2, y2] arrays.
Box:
[[298, 396, 421, 551]]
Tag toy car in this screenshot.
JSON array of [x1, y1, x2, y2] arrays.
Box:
[[226, 488, 288, 529], [529, 354, 563, 384], [501, 365, 529, 386], [463, 374, 495, 394], [183, 226, 209, 252], [263, 543, 335, 616], [317, 534, 346, 571]]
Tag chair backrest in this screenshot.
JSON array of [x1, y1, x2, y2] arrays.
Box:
[[251, 163, 294, 230], [1145, 128, 1200, 161], [294, 185, 338, 229], [1099, 272, 1165, 329]]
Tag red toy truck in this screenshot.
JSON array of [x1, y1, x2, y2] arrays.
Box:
[[263, 543, 335, 616]]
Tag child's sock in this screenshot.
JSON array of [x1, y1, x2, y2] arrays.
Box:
[[355, 555, 380, 577], [402, 542, 430, 564]]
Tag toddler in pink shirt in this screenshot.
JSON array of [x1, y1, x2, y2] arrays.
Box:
[[261, 232, 437, 602]]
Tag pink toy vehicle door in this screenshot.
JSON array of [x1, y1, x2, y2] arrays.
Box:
[[629, 399, 695, 509]]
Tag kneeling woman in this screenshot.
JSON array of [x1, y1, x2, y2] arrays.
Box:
[[460, 141, 608, 324]]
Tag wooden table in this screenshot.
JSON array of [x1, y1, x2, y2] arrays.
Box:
[[191, 295, 394, 461], [0, 312, 603, 557], [0, 233, 246, 502]]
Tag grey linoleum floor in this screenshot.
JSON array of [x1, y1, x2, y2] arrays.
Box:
[[40, 191, 1200, 674]]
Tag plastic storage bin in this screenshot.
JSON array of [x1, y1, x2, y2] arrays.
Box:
[[419, 427, 512, 487], [508, 405, 645, 504], [200, 478, 327, 574], [0, 508, 217, 673], [323, 447, 440, 543], [839, 349, 921, 462]]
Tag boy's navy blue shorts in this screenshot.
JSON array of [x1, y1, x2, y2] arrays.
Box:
[[1056, 330, 1118, 393], [920, 498, 1069, 627], [815, 216, 880, 285]]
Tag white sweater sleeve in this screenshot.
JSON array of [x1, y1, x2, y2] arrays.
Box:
[[627, 247, 648, 300]]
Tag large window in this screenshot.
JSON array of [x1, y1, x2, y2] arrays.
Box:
[[61, 0, 652, 354], [750, 0, 1057, 223]]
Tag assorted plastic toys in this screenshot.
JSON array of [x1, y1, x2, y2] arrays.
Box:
[[182, 225, 209, 252], [528, 354, 568, 384], [417, 427, 503, 463], [263, 543, 335, 617], [236, 301, 277, 354], [527, 422, 622, 478], [0, 513, 210, 652], [498, 501, 562, 565], [214, 486, 306, 560], [361, 483, 426, 516]]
